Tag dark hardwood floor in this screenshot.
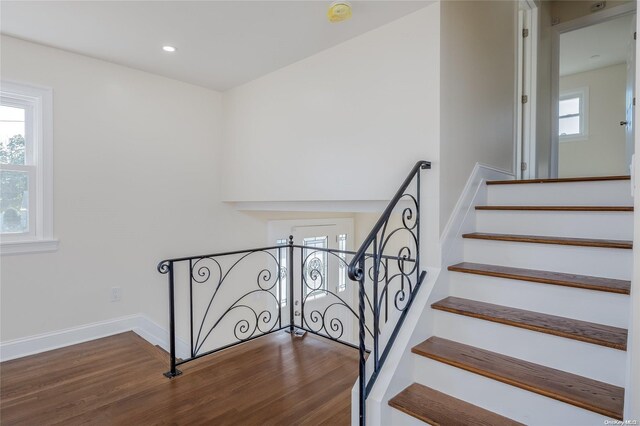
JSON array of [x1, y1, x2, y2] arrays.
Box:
[[1, 331, 359, 425]]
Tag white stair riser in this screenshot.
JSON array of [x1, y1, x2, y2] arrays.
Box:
[[387, 407, 426, 426], [475, 210, 634, 240], [449, 273, 629, 328], [464, 239, 633, 280], [486, 181, 633, 206], [411, 355, 617, 426], [432, 311, 627, 386]]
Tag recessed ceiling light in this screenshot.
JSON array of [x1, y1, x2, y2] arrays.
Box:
[[162, 45, 177, 53]]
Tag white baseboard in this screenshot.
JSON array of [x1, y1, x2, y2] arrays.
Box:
[[133, 315, 190, 359], [0, 314, 189, 362]]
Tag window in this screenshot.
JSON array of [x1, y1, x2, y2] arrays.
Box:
[[0, 81, 56, 254], [303, 236, 328, 299], [559, 88, 589, 142], [276, 239, 288, 307], [337, 234, 347, 292]]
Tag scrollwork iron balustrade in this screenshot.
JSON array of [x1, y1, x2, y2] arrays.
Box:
[[158, 160, 430, 426], [348, 160, 431, 426], [157, 246, 287, 377], [157, 242, 418, 378]]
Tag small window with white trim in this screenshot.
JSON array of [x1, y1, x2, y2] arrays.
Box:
[[337, 233, 347, 293], [0, 81, 55, 254], [276, 238, 288, 307], [559, 87, 589, 142]]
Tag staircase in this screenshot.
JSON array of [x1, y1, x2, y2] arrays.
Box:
[[388, 176, 633, 425]]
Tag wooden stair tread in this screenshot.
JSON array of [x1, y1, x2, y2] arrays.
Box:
[[476, 205, 633, 212], [389, 383, 524, 426], [412, 337, 625, 420], [448, 262, 631, 295], [462, 232, 633, 249], [487, 176, 630, 185], [431, 297, 627, 350]]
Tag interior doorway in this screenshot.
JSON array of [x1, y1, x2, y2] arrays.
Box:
[[267, 218, 357, 344], [550, 3, 636, 178]]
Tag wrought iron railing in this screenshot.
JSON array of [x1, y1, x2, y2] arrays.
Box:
[[158, 160, 430, 426], [348, 160, 430, 425], [157, 243, 416, 377]]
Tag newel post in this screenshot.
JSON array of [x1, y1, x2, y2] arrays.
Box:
[[163, 261, 182, 378], [288, 235, 295, 333]]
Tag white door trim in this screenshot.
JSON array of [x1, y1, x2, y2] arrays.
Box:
[[267, 218, 355, 246], [515, 0, 538, 179], [550, 2, 637, 178]]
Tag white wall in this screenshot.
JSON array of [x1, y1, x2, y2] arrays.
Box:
[[0, 0, 516, 357], [439, 0, 517, 231], [221, 5, 441, 264], [0, 5, 443, 348], [0, 36, 268, 342], [559, 64, 628, 177]]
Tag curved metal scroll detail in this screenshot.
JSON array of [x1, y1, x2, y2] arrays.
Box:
[[157, 260, 171, 274], [301, 250, 374, 342], [190, 250, 282, 356], [367, 192, 420, 316]]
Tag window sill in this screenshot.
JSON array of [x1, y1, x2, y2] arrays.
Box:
[[559, 134, 588, 143], [1, 239, 59, 255]]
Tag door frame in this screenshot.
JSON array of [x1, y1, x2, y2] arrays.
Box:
[[550, 2, 637, 178], [267, 218, 355, 248], [515, 0, 538, 179], [267, 217, 356, 342]]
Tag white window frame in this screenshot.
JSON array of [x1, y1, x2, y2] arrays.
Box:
[[0, 81, 57, 255], [337, 233, 347, 293], [559, 87, 589, 143], [276, 238, 288, 307]]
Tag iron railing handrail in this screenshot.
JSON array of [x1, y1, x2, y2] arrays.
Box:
[[347, 160, 431, 281], [346, 160, 431, 426], [158, 244, 415, 270]]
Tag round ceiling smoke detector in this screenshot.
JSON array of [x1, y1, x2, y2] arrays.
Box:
[[328, 1, 352, 23]]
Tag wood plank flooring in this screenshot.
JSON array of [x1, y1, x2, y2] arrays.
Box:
[[0, 331, 359, 425]]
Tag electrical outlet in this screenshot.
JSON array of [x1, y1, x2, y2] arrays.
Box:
[[110, 287, 122, 302]]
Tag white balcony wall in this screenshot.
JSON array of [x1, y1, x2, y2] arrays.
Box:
[[221, 4, 442, 265]]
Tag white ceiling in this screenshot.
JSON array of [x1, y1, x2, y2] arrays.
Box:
[[0, 1, 431, 91], [560, 13, 634, 76]]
